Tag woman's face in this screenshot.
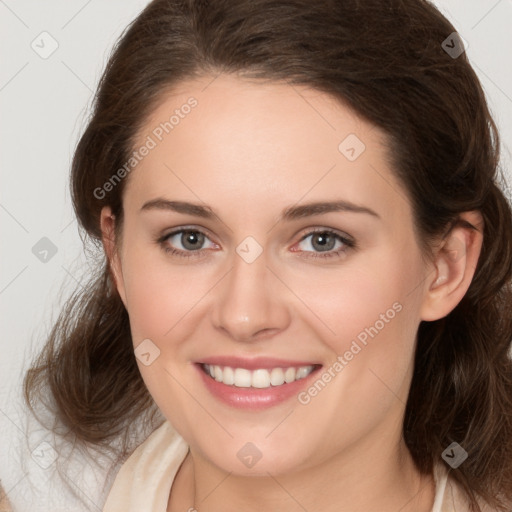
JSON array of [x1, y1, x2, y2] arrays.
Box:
[[105, 73, 434, 476]]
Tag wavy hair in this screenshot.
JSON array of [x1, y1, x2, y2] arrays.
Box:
[[24, 0, 512, 510]]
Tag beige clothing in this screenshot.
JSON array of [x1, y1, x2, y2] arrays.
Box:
[[103, 420, 479, 512], [0, 482, 13, 512]]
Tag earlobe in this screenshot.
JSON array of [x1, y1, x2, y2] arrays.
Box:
[[100, 206, 127, 306], [420, 211, 484, 321]]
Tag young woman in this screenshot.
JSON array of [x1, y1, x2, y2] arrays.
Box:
[[23, 1, 512, 511]]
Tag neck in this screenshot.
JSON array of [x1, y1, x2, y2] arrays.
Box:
[[168, 428, 435, 512]]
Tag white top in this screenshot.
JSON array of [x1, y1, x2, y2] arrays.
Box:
[[102, 420, 476, 512]]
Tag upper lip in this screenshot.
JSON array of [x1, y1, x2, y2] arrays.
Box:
[[197, 356, 322, 370]]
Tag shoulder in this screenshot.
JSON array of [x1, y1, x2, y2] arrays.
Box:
[[437, 465, 512, 512], [117, 419, 188, 475], [103, 420, 189, 512]]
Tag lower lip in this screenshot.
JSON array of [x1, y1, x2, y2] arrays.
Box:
[[195, 363, 322, 410]]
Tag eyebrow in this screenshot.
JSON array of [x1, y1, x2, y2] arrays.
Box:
[[140, 198, 380, 221]]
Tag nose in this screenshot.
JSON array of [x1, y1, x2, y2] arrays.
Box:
[[211, 245, 291, 343]]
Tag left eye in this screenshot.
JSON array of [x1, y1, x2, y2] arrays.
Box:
[[297, 231, 342, 251], [293, 230, 354, 259]]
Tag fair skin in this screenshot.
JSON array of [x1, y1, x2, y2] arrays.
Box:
[[101, 73, 483, 512]]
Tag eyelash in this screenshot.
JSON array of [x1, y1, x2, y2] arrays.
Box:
[[156, 227, 356, 261]]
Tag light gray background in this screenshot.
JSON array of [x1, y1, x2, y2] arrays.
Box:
[[1, 0, 512, 510]]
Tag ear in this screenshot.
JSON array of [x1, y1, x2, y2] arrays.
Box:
[[100, 206, 127, 307], [420, 210, 484, 321]]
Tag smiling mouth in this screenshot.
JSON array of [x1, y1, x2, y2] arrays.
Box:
[[200, 363, 322, 389]]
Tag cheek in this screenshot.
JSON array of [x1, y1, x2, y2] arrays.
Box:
[[295, 244, 424, 404], [119, 248, 204, 426], [120, 246, 212, 342], [284, 245, 422, 352]]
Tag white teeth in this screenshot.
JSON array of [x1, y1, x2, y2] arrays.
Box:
[[234, 368, 252, 387], [295, 366, 311, 379], [202, 364, 315, 388], [252, 369, 270, 388], [284, 367, 296, 383], [270, 368, 285, 386], [223, 366, 234, 385]]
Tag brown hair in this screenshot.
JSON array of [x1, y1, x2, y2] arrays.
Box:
[[24, 0, 512, 509]]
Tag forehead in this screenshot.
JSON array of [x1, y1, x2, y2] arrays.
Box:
[[125, 73, 409, 224]]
